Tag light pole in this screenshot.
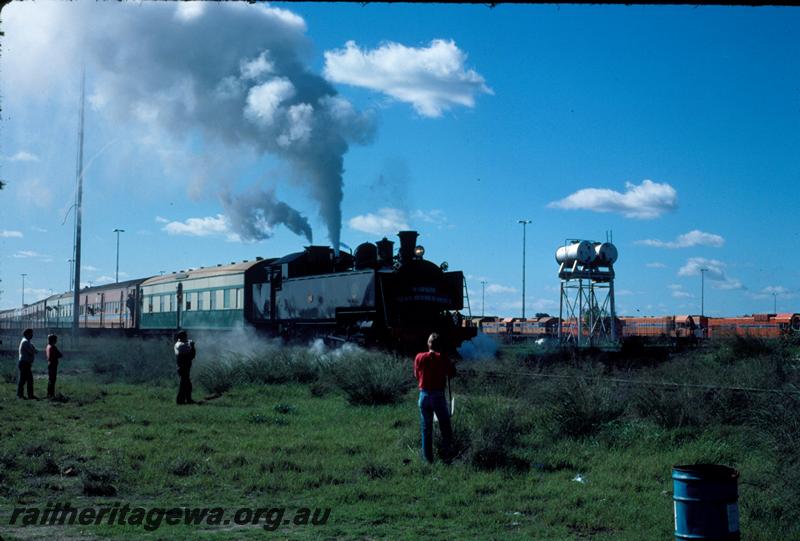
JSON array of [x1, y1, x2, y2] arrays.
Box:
[[113, 228, 125, 283], [518, 220, 532, 318], [700, 268, 708, 317], [68, 259, 75, 290], [21, 273, 27, 306], [480, 280, 487, 317], [773, 292, 778, 313]]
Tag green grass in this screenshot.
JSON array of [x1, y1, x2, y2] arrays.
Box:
[[0, 337, 798, 540]]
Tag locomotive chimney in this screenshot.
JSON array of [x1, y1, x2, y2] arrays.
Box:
[[398, 230, 418, 265], [376, 237, 394, 267]]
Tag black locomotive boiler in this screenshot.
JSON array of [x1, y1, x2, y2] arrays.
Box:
[[250, 230, 476, 352]]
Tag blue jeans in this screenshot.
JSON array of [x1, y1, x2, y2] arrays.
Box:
[[418, 390, 453, 463]]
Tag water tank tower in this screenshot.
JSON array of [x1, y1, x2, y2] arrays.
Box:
[[556, 239, 619, 347]]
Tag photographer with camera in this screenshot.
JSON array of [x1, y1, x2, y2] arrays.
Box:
[[173, 330, 196, 405]]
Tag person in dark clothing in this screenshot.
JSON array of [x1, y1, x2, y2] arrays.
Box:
[[17, 328, 38, 399], [413, 332, 456, 463], [174, 330, 196, 405], [46, 334, 64, 398]]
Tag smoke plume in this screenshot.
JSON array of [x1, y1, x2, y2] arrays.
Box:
[[11, 2, 375, 247], [221, 188, 312, 243]]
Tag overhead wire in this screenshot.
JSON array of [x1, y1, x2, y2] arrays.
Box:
[[458, 367, 800, 396]]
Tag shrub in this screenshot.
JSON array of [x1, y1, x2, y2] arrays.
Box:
[[170, 458, 198, 477], [85, 337, 174, 383], [82, 467, 117, 496], [451, 397, 531, 471], [196, 359, 239, 395], [544, 377, 625, 438], [1, 362, 17, 384], [309, 380, 334, 397], [630, 385, 709, 429], [432, 395, 532, 471], [752, 389, 800, 462], [711, 336, 776, 365], [329, 351, 413, 406]]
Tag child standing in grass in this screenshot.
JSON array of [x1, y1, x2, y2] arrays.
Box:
[[46, 334, 63, 399], [413, 332, 456, 463]]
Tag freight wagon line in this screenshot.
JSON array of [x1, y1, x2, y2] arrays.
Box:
[[459, 368, 800, 395]]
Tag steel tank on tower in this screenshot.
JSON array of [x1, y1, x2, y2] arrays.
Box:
[[556, 237, 619, 347]]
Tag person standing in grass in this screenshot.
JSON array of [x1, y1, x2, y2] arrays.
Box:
[[413, 332, 456, 463], [17, 328, 38, 400], [174, 330, 196, 405], [46, 334, 64, 399]]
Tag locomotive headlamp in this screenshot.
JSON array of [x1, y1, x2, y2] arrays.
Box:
[[414, 245, 425, 258], [440, 261, 449, 271]]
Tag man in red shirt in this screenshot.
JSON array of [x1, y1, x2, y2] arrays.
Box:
[[414, 332, 455, 463], [46, 334, 64, 399]]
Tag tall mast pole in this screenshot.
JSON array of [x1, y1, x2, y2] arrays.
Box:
[[518, 220, 531, 318], [72, 67, 86, 336]]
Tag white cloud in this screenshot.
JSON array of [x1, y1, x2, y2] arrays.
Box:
[[161, 214, 240, 241], [548, 179, 677, 219], [31, 226, 48, 233], [636, 229, 725, 249], [24, 288, 53, 302], [715, 280, 743, 291], [669, 285, 694, 299], [13, 250, 52, 262], [82, 265, 100, 272], [348, 208, 409, 236], [678, 257, 743, 290], [678, 257, 726, 280], [646, 262, 666, 268], [16, 179, 54, 209], [747, 286, 796, 301], [762, 286, 790, 295], [6, 151, 39, 162], [324, 39, 492, 117], [14, 250, 43, 258], [348, 207, 448, 237], [1, 230, 23, 238], [485, 284, 517, 295], [497, 298, 558, 314], [411, 209, 451, 229]]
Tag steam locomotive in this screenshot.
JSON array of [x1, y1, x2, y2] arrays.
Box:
[[0, 231, 476, 353]]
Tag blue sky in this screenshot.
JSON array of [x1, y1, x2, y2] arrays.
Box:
[[1, 3, 798, 317]]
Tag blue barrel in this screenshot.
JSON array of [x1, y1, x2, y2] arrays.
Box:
[[673, 464, 740, 540]]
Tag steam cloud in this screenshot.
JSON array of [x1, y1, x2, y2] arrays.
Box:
[[13, 2, 375, 247]]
